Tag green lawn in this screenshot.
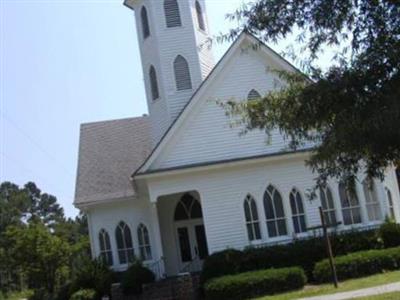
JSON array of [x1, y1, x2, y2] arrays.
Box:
[[255, 270, 400, 300], [3, 290, 33, 300]]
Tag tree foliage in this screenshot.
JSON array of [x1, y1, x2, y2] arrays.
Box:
[[223, 0, 400, 184]]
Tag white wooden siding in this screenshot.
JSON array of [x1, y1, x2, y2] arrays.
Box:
[[151, 43, 300, 170]]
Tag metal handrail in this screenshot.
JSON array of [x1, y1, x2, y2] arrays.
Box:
[[178, 254, 202, 274]]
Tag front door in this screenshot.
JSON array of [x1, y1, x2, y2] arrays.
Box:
[[176, 221, 209, 273]]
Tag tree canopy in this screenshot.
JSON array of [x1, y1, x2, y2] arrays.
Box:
[[223, 0, 400, 185]]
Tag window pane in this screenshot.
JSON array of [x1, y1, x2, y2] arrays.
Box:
[[248, 89, 261, 101], [124, 226, 133, 248], [244, 201, 251, 222], [273, 192, 284, 218], [116, 226, 124, 249], [267, 221, 277, 237], [254, 222, 261, 240], [250, 199, 259, 221], [290, 194, 297, 214], [264, 193, 275, 219], [277, 219, 287, 236], [191, 199, 203, 219], [296, 193, 305, 214], [195, 1, 205, 31], [247, 224, 254, 241], [299, 216, 307, 232], [293, 217, 300, 233], [174, 202, 188, 221], [352, 208, 362, 224], [343, 210, 351, 225]]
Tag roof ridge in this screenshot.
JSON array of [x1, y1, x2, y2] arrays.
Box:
[[81, 115, 149, 127]]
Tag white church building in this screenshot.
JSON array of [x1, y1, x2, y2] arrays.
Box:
[[74, 0, 400, 278]]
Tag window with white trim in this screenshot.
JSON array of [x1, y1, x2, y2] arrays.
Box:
[[363, 178, 382, 221], [115, 221, 135, 264], [99, 229, 113, 266], [174, 55, 192, 91], [386, 188, 395, 219], [195, 1, 205, 31], [164, 0, 182, 28], [247, 89, 261, 101], [289, 188, 307, 233], [137, 223, 152, 261], [149, 65, 160, 100], [141, 6, 150, 39], [244, 194, 261, 241], [263, 185, 287, 237], [339, 182, 362, 225], [319, 186, 337, 226]]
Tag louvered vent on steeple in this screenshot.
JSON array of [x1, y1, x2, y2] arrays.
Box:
[[164, 0, 182, 28]]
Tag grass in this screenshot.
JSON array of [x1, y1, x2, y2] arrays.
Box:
[[255, 270, 400, 300], [3, 290, 33, 300]]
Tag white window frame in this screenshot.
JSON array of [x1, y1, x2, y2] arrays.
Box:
[[289, 188, 307, 234], [339, 182, 362, 226], [363, 178, 382, 222], [319, 185, 337, 226], [137, 223, 152, 261], [99, 229, 113, 266], [115, 221, 135, 265], [263, 185, 288, 239]]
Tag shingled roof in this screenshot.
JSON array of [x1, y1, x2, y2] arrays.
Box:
[[74, 116, 151, 207]]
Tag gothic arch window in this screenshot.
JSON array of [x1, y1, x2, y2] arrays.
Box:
[[141, 6, 150, 39], [115, 221, 135, 264], [319, 185, 337, 226], [263, 185, 287, 237], [247, 89, 261, 101], [174, 193, 202, 221], [339, 182, 362, 225], [137, 224, 152, 261], [386, 188, 395, 219], [99, 229, 113, 266], [363, 178, 382, 221], [244, 194, 261, 241], [195, 1, 205, 31], [174, 55, 192, 91], [149, 65, 160, 100], [164, 0, 182, 28], [289, 188, 306, 233]]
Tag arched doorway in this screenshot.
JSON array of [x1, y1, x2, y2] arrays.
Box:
[[174, 193, 208, 272]]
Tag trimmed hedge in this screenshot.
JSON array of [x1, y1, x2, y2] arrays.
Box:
[[204, 267, 306, 300], [201, 228, 382, 284], [314, 247, 400, 283], [120, 261, 155, 295]]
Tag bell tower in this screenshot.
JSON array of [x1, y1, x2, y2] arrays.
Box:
[[124, 0, 215, 144]]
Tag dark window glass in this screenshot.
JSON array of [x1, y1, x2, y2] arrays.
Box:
[[174, 193, 202, 221], [164, 0, 182, 28], [141, 6, 150, 39], [149, 66, 159, 100], [195, 1, 205, 31], [174, 55, 192, 90], [247, 89, 261, 100], [177, 227, 192, 262], [195, 225, 209, 259], [264, 185, 287, 238], [115, 221, 135, 264]]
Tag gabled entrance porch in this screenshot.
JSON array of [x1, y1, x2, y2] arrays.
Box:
[[155, 191, 209, 277]]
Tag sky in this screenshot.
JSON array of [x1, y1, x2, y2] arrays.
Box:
[[0, 0, 326, 218]]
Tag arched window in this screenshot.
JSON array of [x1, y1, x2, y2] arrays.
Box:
[[386, 188, 395, 219], [244, 195, 261, 241], [137, 224, 152, 261], [174, 193, 202, 221], [149, 66, 159, 100], [99, 229, 113, 266], [164, 0, 182, 28], [247, 89, 261, 101], [339, 182, 362, 225], [141, 6, 150, 39], [174, 55, 192, 91], [195, 1, 205, 31], [363, 178, 382, 221], [289, 188, 306, 233], [115, 221, 135, 264], [263, 185, 287, 237], [319, 186, 337, 226]]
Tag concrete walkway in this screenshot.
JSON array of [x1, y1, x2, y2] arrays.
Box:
[[298, 282, 400, 300]]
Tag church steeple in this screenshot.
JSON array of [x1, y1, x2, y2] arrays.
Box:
[[124, 0, 215, 144]]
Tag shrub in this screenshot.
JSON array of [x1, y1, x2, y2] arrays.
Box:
[[70, 289, 96, 300], [204, 267, 306, 300], [120, 260, 155, 295], [200, 249, 243, 285], [70, 258, 114, 299], [379, 220, 400, 248], [201, 228, 385, 284], [314, 247, 400, 283]]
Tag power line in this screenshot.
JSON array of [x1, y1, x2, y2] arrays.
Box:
[[2, 113, 76, 179]]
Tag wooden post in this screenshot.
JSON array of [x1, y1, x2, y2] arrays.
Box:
[[319, 206, 339, 288]]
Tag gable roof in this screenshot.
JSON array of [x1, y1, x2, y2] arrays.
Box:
[[133, 31, 306, 177], [74, 116, 151, 208]]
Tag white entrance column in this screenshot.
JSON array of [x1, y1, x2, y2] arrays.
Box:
[[149, 199, 166, 278]]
